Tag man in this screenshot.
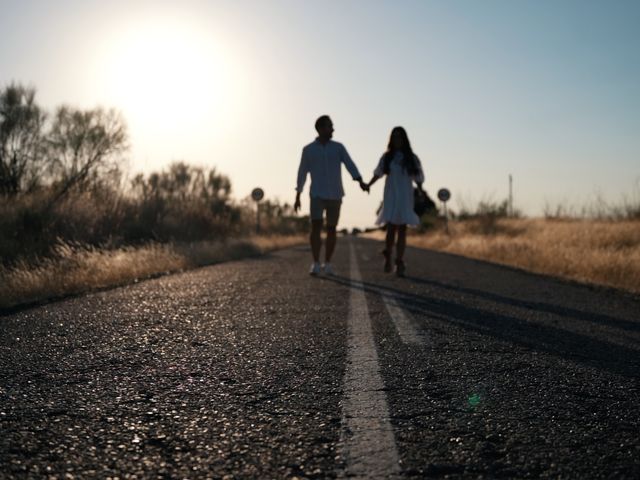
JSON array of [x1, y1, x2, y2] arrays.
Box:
[[294, 115, 368, 275]]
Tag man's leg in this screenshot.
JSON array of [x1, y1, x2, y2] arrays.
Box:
[[324, 200, 342, 264], [309, 197, 323, 264], [310, 220, 323, 263], [325, 226, 337, 262]]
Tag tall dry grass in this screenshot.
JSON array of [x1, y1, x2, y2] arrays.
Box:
[[372, 219, 640, 294], [0, 235, 305, 310]]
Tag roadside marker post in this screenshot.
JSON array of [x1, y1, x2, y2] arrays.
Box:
[[437, 188, 451, 235], [251, 187, 264, 234]]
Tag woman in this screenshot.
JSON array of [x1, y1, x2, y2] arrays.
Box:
[[366, 126, 424, 276]]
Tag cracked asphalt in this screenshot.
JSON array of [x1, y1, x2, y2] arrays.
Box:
[[1, 237, 639, 478]]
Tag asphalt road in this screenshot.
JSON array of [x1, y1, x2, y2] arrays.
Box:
[[1, 237, 639, 479]]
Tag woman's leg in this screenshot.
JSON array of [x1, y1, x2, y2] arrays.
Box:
[[396, 225, 407, 261], [396, 225, 407, 276], [384, 224, 396, 272]]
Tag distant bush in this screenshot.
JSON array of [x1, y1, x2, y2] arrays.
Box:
[[544, 186, 640, 220], [404, 217, 640, 294], [249, 198, 309, 235], [1, 185, 131, 263], [0, 83, 307, 265], [445, 199, 522, 235], [123, 161, 243, 242], [1, 161, 308, 264]]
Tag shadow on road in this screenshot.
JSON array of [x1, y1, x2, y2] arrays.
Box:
[[319, 274, 640, 379], [406, 275, 640, 334]]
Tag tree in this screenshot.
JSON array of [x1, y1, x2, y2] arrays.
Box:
[[47, 106, 128, 202], [0, 84, 46, 195]]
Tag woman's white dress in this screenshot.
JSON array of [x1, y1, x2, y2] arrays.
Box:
[[374, 151, 425, 226]]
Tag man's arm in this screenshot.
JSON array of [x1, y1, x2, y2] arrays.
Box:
[[341, 145, 369, 192], [294, 191, 302, 212], [294, 149, 308, 212]]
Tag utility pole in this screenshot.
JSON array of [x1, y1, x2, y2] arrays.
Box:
[[508, 174, 513, 217]]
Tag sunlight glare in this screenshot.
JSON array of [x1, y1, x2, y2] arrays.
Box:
[[106, 18, 232, 141]]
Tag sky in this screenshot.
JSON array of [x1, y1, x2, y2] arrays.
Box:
[[1, 0, 639, 228]]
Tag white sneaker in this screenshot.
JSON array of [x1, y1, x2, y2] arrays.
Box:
[[322, 263, 334, 275], [309, 262, 321, 275]]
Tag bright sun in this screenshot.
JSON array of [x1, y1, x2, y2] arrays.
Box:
[[106, 18, 230, 139]]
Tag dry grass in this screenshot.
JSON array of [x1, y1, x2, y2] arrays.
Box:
[[367, 218, 640, 294], [0, 235, 305, 310]]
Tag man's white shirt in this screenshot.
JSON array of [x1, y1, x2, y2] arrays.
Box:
[[296, 139, 361, 200]]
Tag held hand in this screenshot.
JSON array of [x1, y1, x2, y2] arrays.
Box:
[[359, 180, 370, 193]]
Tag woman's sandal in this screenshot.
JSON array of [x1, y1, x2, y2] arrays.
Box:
[[382, 249, 392, 273], [395, 259, 406, 277]]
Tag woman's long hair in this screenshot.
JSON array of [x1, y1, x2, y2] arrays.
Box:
[[383, 126, 420, 176]]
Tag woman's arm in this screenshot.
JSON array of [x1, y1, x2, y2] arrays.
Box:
[[369, 155, 386, 189], [367, 174, 382, 189], [413, 155, 425, 189]]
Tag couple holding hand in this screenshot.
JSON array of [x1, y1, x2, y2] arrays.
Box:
[[294, 115, 425, 277]]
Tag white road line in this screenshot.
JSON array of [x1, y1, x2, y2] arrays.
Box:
[[382, 294, 428, 346], [339, 241, 400, 479]]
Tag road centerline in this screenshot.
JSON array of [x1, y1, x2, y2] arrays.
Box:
[[381, 293, 428, 346], [339, 241, 400, 478]]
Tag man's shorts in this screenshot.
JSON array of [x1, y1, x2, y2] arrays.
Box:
[[310, 197, 342, 227]]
